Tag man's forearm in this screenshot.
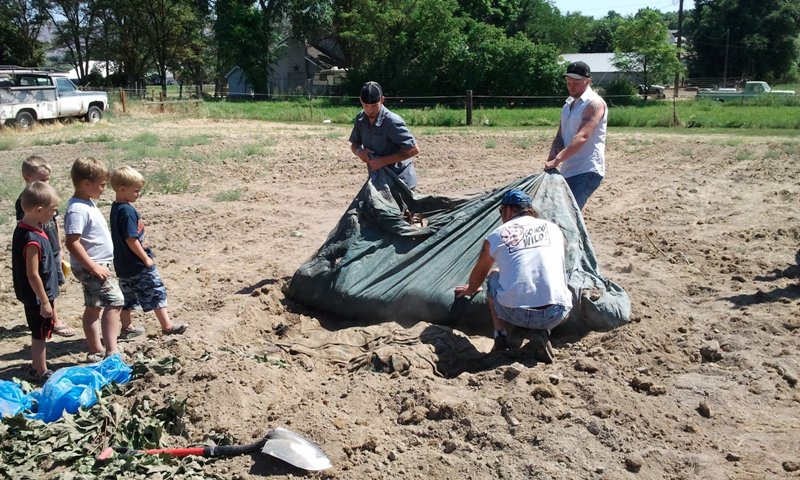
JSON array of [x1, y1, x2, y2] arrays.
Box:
[[374, 145, 419, 169]]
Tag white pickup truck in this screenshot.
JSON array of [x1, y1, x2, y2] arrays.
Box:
[[0, 67, 108, 129]]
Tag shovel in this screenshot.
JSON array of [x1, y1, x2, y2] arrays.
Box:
[[96, 427, 332, 471]]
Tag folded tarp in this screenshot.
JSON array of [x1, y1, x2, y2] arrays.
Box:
[[286, 169, 630, 336]]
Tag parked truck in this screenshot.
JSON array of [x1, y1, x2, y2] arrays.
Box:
[[695, 81, 795, 101], [0, 67, 108, 129]]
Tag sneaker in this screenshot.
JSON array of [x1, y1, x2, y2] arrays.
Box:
[[529, 330, 555, 364], [119, 325, 145, 341], [162, 323, 188, 335], [491, 334, 512, 352]]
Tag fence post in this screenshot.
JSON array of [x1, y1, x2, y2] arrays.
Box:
[[466, 90, 473, 126], [119, 88, 127, 113], [159, 91, 165, 113]]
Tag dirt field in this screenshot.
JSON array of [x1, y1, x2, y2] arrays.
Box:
[[1, 117, 799, 479]]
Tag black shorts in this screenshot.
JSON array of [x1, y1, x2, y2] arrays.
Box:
[[24, 302, 55, 340]]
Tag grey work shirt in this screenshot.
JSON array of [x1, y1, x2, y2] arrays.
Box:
[[349, 105, 418, 189]]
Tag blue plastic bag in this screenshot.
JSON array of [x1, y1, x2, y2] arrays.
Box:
[[28, 354, 131, 423], [0, 380, 31, 418], [0, 355, 132, 423]]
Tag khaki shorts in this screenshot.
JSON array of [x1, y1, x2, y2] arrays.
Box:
[[72, 264, 125, 308]]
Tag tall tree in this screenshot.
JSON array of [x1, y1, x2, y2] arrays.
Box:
[[612, 9, 683, 88], [45, 0, 100, 83], [580, 11, 622, 53], [131, 0, 201, 97], [93, 0, 153, 89], [690, 0, 800, 81], [0, 0, 48, 66]]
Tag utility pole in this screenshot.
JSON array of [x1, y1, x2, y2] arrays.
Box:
[[673, 0, 684, 98], [723, 28, 730, 86]]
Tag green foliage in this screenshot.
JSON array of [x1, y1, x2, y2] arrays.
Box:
[[337, 0, 564, 97], [0, 136, 18, 151], [613, 10, 683, 88], [0, 0, 47, 66], [145, 169, 190, 194], [0, 357, 211, 479], [604, 78, 640, 106], [213, 188, 242, 202], [690, 0, 800, 80]]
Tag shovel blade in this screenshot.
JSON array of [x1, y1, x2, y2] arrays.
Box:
[[262, 427, 332, 471]]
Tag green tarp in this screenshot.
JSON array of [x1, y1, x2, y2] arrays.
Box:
[[286, 170, 630, 336]]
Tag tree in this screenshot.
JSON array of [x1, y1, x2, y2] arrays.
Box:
[[129, 0, 202, 97], [92, 0, 153, 89], [45, 0, 101, 83], [690, 0, 800, 81], [580, 11, 623, 53], [0, 0, 48, 66], [612, 9, 682, 89]]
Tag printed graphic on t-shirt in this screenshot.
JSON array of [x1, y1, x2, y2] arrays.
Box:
[[137, 219, 146, 247], [500, 223, 551, 253]]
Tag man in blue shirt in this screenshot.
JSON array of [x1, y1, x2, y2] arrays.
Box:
[[349, 81, 421, 189]]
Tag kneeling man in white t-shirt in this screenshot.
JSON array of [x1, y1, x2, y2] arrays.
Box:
[[454, 189, 572, 363]]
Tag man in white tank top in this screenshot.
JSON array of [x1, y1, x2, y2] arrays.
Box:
[[544, 61, 608, 210], [454, 190, 572, 363]]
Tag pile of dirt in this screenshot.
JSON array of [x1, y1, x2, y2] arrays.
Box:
[[1, 119, 798, 478]]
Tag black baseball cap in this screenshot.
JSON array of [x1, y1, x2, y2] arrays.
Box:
[[565, 61, 591, 79], [360, 81, 383, 104]]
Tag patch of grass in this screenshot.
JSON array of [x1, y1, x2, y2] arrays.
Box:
[[132, 132, 160, 146], [33, 137, 63, 146], [213, 188, 242, 202], [734, 149, 754, 161], [241, 144, 266, 156], [188, 153, 210, 163], [144, 169, 190, 194], [0, 175, 20, 204], [0, 136, 17, 151], [714, 137, 744, 147], [779, 141, 798, 156], [323, 131, 340, 139], [0, 212, 10, 226], [512, 137, 533, 149], [484, 139, 497, 149], [88, 133, 115, 143], [625, 137, 652, 146], [762, 149, 781, 160], [174, 135, 212, 147], [679, 147, 693, 157]]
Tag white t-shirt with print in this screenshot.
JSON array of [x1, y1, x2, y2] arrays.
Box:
[[486, 215, 572, 309]]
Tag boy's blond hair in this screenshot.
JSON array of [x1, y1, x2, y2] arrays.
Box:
[[20, 181, 59, 211], [21, 155, 51, 178], [70, 156, 108, 187], [109, 166, 145, 190]]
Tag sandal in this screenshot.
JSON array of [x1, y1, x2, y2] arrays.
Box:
[[162, 323, 188, 335], [53, 325, 77, 337], [28, 368, 54, 383]]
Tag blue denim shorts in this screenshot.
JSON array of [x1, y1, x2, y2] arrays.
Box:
[[565, 171, 603, 209], [487, 272, 571, 331], [118, 266, 168, 312]]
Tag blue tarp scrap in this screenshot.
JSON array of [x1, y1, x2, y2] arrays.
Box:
[[0, 354, 131, 423]]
